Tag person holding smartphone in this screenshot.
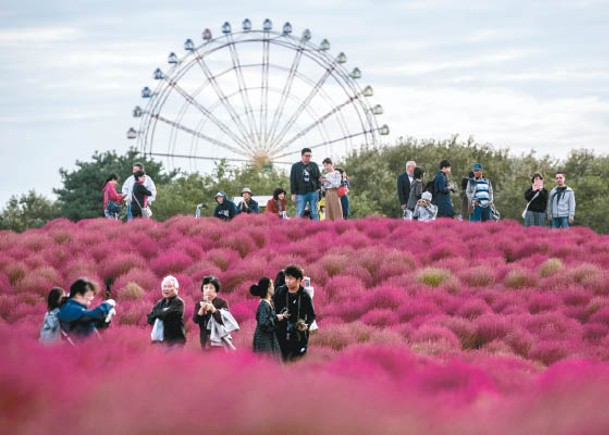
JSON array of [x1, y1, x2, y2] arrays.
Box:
[[192, 275, 229, 350]]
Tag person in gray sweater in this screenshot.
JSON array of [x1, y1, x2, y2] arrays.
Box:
[[547, 171, 575, 228]]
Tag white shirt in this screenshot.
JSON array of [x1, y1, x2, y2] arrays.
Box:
[[122, 175, 157, 203], [322, 170, 342, 189]]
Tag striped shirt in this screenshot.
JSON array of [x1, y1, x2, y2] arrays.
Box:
[[472, 178, 491, 208]]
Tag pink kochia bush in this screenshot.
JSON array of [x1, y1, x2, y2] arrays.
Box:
[[2, 215, 609, 432]]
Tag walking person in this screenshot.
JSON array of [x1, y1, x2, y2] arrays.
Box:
[[523, 172, 548, 227], [433, 160, 456, 218], [320, 157, 343, 221], [249, 277, 282, 361], [103, 173, 125, 219], [290, 147, 321, 221], [548, 171, 576, 228]]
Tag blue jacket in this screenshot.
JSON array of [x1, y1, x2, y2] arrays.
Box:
[[58, 298, 112, 337], [433, 171, 455, 217]]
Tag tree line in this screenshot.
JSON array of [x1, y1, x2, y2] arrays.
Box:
[[1, 138, 607, 233]]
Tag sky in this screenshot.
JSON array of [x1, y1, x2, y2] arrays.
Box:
[[1, 0, 608, 208]]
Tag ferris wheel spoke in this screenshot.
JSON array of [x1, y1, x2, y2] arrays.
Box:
[[272, 129, 373, 160], [227, 37, 258, 142], [153, 113, 245, 155], [268, 63, 337, 150], [166, 79, 251, 152], [147, 151, 254, 163], [266, 42, 305, 152], [269, 94, 358, 154], [259, 37, 271, 149], [191, 54, 256, 153]]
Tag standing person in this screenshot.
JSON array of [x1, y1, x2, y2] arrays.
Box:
[[131, 171, 153, 219], [58, 278, 116, 340], [192, 275, 230, 351], [213, 191, 237, 221], [249, 277, 282, 360], [273, 264, 316, 362], [406, 166, 424, 219], [266, 188, 288, 218], [122, 162, 157, 221], [39, 287, 66, 344], [548, 171, 576, 228], [460, 171, 474, 221], [147, 275, 186, 347], [237, 187, 259, 215], [397, 160, 416, 214], [320, 157, 343, 221], [524, 172, 549, 227], [290, 147, 321, 221], [336, 168, 350, 219], [466, 163, 494, 222], [102, 173, 125, 219], [433, 160, 456, 218]]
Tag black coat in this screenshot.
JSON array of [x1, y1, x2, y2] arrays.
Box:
[[192, 296, 229, 349], [397, 172, 411, 207], [524, 187, 548, 213], [290, 161, 321, 195], [147, 296, 186, 345], [272, 285, 316, 361]]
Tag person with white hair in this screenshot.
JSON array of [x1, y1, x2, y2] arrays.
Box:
[[397, 160, 417, 213], [147, 275, 186, 347]]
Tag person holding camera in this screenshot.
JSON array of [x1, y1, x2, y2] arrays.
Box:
[[272, 264, 316, 362], [192, 275, 229, 350], [433, 160, 456, 218]]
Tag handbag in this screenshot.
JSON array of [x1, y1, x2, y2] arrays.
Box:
[[522, 191, 540, 220], [337, 185, 349, 197], [132, 193, 153, 218], [490, 204, 500, 221], [150, 318, 164, 341], [107, 200, 122, 214]]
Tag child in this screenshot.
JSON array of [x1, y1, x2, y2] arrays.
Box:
[[249, 277, 282, 360], [413, 191, 438, 222], [39, 287, 66, 344]]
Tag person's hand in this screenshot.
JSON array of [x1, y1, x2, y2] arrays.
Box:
[[106, 299, 116, 308], [568, 217, 574, 224], [291, 194, 296, 204]]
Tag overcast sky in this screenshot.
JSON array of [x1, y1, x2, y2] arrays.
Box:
[[1, 0, 608, 207]]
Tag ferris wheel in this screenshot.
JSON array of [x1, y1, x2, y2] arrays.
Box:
[[127, 18, 389, 171]]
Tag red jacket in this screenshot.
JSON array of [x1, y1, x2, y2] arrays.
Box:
[[103, 182, 125, 210], [266, 198, 287, 216]]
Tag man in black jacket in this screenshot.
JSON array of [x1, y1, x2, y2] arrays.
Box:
[[290, 148, 321, 221], [213, 191, 236, 221], [397, 160, 416, 214]]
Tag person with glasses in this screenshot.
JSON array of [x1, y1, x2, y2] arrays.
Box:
[[548, 171, 576, 228], [290, 148, 321, 221]]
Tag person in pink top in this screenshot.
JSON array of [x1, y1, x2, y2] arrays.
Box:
[[103, 173, 125, 219]]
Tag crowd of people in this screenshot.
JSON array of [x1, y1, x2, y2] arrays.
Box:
[[40, 265, 317, 363], [102, 152, 575, 229], [397, 159, 576, 228]]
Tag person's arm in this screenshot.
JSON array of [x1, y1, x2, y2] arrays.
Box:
[[251, 200, 259, 214], [151, 298, 184, 323], [228, 202, 236, 219], [257, 302, 276, 332], [524, 187, 534, 201], [569, 190, 576, 220], [434, 175, 448, 195], [397, 175, 404, 205], [210, 298, 228, 325], [121, 178, 132, 197], [266, 199, 277, 214], [146, 177, 157, 203], [108, 185, 124, 202], [290, 163, 298, 195], [466, 179, 475, 202], [303, 293, 316, 326], [488, 179, 494, 203]]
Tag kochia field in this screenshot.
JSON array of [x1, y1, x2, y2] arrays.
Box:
[[2, 215, 609, 434]]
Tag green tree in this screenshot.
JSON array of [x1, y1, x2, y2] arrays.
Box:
[[0, 190, 61, 232], [54, 149, 177, 221]]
